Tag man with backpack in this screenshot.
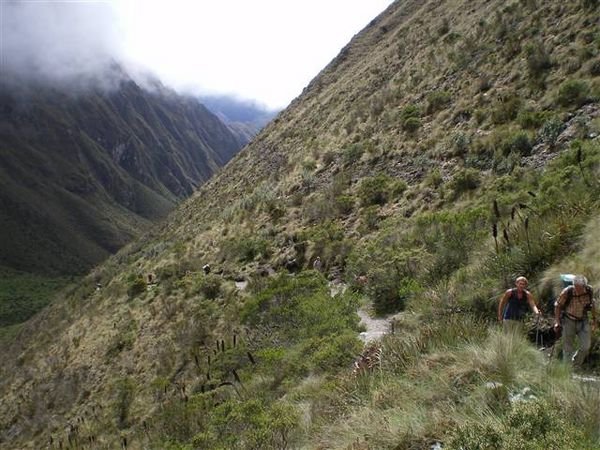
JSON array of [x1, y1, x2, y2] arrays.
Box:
[[498, 276, 541, 332], [554, 275, 597, 366]]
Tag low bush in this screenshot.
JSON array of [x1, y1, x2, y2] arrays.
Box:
[[447, 399, 589, 450], [219, 235, 271, 263], [524, 41, 552, 79], [556, 79, 591, 107], [342, 143, 364, 166], [127, 274, 147, 299], [402, 116, 421, 133], [538, 118, 564, 148], [358, 174, 393, 206], [113, 377, 136, 430], [193, 274, 222, 300], [491, 93, 523, 124], [517, 110, 552, 129], [240, 272, 361, 377], [426, 90, 452, 114], [448, 168, 481, 198], [399, 105, 422, 133]]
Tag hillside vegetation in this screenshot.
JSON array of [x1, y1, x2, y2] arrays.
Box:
[[1, 0, 600, 449]]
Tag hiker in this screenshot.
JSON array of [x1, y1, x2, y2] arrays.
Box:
[[202, 264, 211, 275], [313, 256, 322, 272], [498, 276, 540, 332], [554, 275, 597, 366]]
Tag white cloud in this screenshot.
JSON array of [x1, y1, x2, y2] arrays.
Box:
[[1, 0, 394, 107], [1, 1, 122, 89]]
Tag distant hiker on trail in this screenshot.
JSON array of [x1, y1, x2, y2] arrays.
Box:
[[202, 264, 211, 275], [313, 256, 322, 272], [554, 275, 597, 366], [498, 276, 540, 332]]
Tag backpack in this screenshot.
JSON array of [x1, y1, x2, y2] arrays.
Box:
[[563, 285, 594, 311]]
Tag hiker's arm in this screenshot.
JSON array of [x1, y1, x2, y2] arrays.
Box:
[[527, 292, 540, 315], [498, 291, 509, 321], [554, 290, 567, 326]]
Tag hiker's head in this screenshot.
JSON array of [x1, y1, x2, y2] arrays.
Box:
[[515, 276, 528, 290], [573, 275, 587, 286]]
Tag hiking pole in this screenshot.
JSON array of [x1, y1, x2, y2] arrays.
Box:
[[535, 313, 541, 349]]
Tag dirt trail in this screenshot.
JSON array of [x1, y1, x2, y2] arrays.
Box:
[[329, 281, 395, 345], [357, 308, 395, 344]]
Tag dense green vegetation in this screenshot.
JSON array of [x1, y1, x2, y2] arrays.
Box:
[[146, 272, 362, 448], [0, 267, 71, 327]]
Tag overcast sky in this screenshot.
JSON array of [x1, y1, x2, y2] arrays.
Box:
[[1, 0, 394, 109]]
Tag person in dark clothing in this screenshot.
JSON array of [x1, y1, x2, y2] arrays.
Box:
[[498, 276, 540, 333]]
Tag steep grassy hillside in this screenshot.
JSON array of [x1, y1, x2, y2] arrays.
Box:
[[1, 0, 599, 448]]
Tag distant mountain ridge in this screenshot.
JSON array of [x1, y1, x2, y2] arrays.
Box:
[[0, 77, 245, 275], [199, 94, 278, 142]]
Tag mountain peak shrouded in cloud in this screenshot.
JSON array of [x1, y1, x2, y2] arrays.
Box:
[[1, 1, 125, 90]]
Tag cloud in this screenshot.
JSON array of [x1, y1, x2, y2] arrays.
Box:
[[0, 0, 395, 105], [1, 1, 124, 89]]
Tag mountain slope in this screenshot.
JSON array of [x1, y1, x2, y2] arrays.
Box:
[[1, 0, 599, 448], [0, 78, 245, 275]]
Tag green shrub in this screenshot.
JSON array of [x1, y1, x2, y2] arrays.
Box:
[[240, 272, 361, 375], [538, 118, 564, 148], [400, 104, 420, 121], [447, 400, 589, 450], [451, 132, 471, 156], [390, 179, 408, 198], [524, 41, 552, 78], [426, 90, 452, 114], [358, 174, 392, 206], [343, 143, 364, 166], [449, 168, 481, 197], [190, 399, 300, 450], [194, 274, 222, 300], [359, 206, 382, 233], [299, 220, 351, 269], [366, 269, 407, 315], [587, 58, 600, 76], [581, 0, 598, 9], [517, 110, 552, 129], [556, 79, 591, 107], [322, 150, 336, 166], [220, 235, 271, 263], [415, 209, 487, 281], [477, 129, 533, 162], [334, 194, 355, 216], [113, 377, 136, 429], [491, 93, 522, 124], [399, 105, 422, 133], [500, 131, 532, 157], [310, 332, 363, 372], [425, 168, 443, 188], [402, 116, 421, 133], [127, 275, 147, 299]]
